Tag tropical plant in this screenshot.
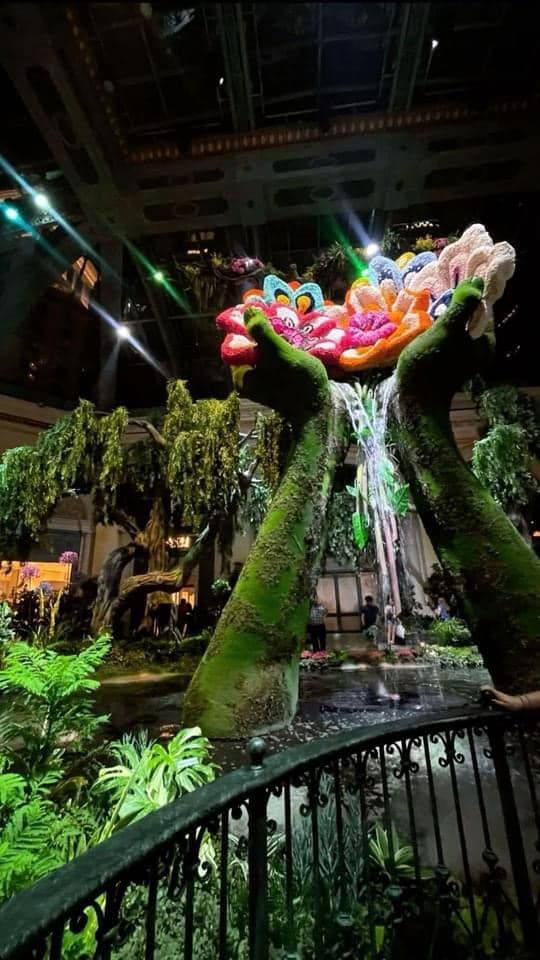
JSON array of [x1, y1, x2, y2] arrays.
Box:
[[427, 617, 472, 647], [0, 634, 110, 779], [325, 489, 359, 564], [94, 727, 216, 836], [368, 822, 415, 881]]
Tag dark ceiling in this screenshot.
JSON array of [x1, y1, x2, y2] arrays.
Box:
[[0, 2, 539, 411]]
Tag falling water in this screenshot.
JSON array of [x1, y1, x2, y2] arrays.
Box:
[[333, 374, 401, 608]]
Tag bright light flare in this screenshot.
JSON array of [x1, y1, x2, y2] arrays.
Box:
[[117, 324, 131, 340], [33, 192, 49, 210], [3, 205, 19, 221], [365, 242, 379, 257]]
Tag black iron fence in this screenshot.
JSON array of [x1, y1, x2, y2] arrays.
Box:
[[0, 708, 538, 960]]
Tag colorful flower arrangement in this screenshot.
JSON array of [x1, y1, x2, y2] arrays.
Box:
[[216, 224, 516, 372], [299, 649, 347, 670]]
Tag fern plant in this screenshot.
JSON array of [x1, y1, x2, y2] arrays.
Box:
[[0, 634, 110, 779], [94, 727, 216, 836], [0, 754, 94, 901]]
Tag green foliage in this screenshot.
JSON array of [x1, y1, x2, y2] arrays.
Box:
[[254, 411, 284, 493], [427, 617, 472, 646], [0, 634, 110, 779], [163, 381, 240, 525], [325, 490, 358, 564], [352, 510, 369, 549], [472, 385, 539, 510], [0, 399, 130, 547], [94, 727, 215, 835], [368, 822, 415, 881], [238, 444, 271, 532], [0, 382, 242, 553], [420, 645, 484, 669], [472, 423, 537, 510], [0, 757, 92, 901]]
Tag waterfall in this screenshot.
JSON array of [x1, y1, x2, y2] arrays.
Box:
[[333, 375, 402, 614]]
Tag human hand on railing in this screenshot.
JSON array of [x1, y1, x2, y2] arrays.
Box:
[[481, 686, 540, 711]]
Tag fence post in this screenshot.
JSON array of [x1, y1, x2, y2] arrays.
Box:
[[488, 720, 538, 950], [248, 739, 269, 960]]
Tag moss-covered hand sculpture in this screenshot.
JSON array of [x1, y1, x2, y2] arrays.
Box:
[[393, 279, 540, 690], [182, 308, 349, 737]]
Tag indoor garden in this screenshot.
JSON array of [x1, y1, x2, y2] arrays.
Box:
[[0, 3, 539, 956]]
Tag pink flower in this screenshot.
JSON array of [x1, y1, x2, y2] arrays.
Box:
[[217, 301, 348, 368], [344, 310, 398, 348]]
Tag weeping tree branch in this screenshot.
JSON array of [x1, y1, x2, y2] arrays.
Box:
[[128, 418, 167, 448]]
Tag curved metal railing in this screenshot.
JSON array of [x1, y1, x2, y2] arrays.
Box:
[[0, 707, 538, 960]]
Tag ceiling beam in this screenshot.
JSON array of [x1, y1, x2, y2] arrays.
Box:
[[216, 3, 255, 132], [388, 3, 431, 112]]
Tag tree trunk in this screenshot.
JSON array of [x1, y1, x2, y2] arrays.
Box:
[[109, 516, 221, 631], [182, 309, 350, 737], [392, 279, 540, 691], [91, 543, 147, 634]]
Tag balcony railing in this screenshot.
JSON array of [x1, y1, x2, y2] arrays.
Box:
[[0, 708, 538, 960]]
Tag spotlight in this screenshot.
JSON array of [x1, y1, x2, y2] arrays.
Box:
[[117, 325, 130, 340], [3, 205, 19, 221], [218, 76, 225, 86], [153, 270, 164, 282], [431, 38, 439, 49], [33, 192, 49, 210], [365, 242, 379, 257]]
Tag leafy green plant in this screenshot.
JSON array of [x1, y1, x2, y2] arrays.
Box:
[[0, 634, 110, 779], [94, 727, 216, 836], [0, 754, 94, 900], [472, 385, 539, 511], [325, 489, 359, 564], [368, 822, 415, 881], [420, 645, 484, 669], [427, 617, 472, 646]]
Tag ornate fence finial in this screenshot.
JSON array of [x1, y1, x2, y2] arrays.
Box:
[[248, 736, 267, 769]]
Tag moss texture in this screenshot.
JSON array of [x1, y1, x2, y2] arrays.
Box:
[[182, 309, 349, 737], [394, 279, 540, 691]]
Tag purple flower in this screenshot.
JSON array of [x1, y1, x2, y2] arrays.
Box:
[[20, 562, 41, 582], [39, 581, 53, 595], [59, 551, 78, 568]]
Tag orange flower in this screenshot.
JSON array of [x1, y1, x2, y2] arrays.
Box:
[[339, 281, 432, 372]]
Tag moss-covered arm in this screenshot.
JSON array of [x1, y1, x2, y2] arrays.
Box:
[[182, 308, 349, 737], [393, 279, 540, 690]]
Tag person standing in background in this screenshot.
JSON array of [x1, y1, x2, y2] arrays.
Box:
[[436, 597, 451, 620], [308, 597, 327, 652], [384, 595, 397, 647]]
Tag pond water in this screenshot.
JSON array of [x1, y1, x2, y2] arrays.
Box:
[[95, 662, 490, 769]]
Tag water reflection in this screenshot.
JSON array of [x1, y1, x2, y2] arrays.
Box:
[[95, 663, 490, 770]]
